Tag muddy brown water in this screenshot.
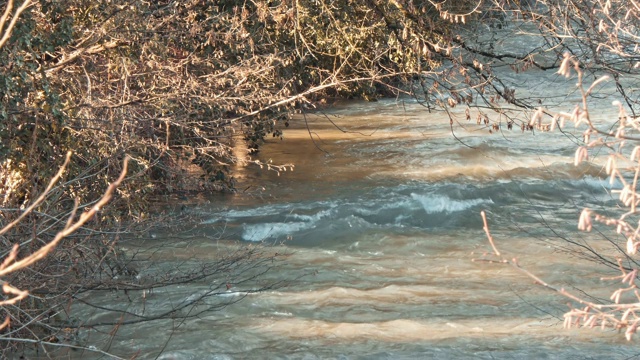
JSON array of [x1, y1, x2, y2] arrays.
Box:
[[71, 71, 640, 359]]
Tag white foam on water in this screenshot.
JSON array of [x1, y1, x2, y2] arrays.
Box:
[[201, 204, 289, 224], [288, 207, 335, 222], [217, 290, 251, 298], [204, 202, 339, 226], [411, 193, 493, 214], [242, 221, 310, 241]]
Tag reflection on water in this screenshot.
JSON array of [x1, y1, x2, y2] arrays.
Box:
[[74, 77, 640, 358]]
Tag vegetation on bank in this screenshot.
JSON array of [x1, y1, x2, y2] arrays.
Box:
[[0, 0, 485, 355], [1, 0, 640, 355], [0, 0, 483, 212]]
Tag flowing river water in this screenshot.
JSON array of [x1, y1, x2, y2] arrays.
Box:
[[72, 69, 640, 359]]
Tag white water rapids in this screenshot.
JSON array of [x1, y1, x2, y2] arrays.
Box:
[[69, 69, 640, 359]]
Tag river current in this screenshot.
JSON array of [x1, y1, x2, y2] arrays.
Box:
[[72, 69, 640, 359]]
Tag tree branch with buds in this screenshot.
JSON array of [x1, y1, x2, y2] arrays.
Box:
[[481, 53, 640, 340]]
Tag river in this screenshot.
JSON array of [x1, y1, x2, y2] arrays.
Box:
[[70, 69, 640, 359]]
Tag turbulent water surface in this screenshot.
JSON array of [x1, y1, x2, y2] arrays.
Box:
[[73, 70, 640, 359]]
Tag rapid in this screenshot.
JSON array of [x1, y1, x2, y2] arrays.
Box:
[[74, 69, 640, 359]]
